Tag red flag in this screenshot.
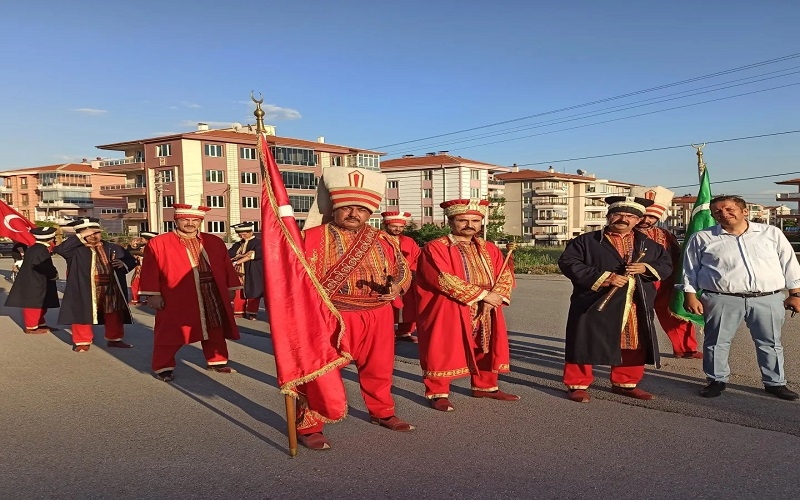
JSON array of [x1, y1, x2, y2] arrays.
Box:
[[258, 133, 349, 422], [0, 200, 36, 246]]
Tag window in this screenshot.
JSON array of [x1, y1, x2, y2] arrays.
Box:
[[163, 221, 175, 232], [20, 176, 28, 187], [523, 196, 532, 205], [206, 195, 225, 208], [242, 196, 259, 209], [470, 188, 481, 198], [387, 180, 399, 189], [523, 181, 532, 190], [270, 146, 316, 166], [387, 198, 399, 206], [207, 221, 226, 233], [281, 171, 317, 189], [240, 147, 257, 160], [470, 169, 480, 180], [156, 144, 171, 157], [138, 198, 147, 211], [422, 170, 433, 181], [134, 151, 145, 162], [204, 144, 223, 157], [205, 170, 224, 183], [356, 153, 380, 171], [423, 207, 433, 217], [289, 195, 314, 213], [331, 156, 343, 167], [21, 194, 29, 206], [422, 189, 432, 199], [158, 170, 174, 183], [241, 172, 258, 184], [162, 195, 175, 208], [100, 208, 125, 214], [296, 219, 306, 229]]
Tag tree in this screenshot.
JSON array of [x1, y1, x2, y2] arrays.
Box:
[[405, 221, 451, 246], [486, 196, 507, 242]]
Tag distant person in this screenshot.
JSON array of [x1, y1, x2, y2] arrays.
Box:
[[631, 186, 701, 359], [138, 204, 241, 382], [228, 222, 264, 320], [54, 218, 137, 352], [381, 211, 421, 342], [416, 199, 518, 412], [558, 196, 672, 403], [5, 227, 59, 333], [683, 195, 800, 401], [126, 231, 157, 305]]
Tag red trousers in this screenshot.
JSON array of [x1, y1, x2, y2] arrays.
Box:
[[653, 281, 698, 354], [151, 326, 230, 373], [232, 290, 260, 316], [563, 348, 646, 389], [22, 308, 48, 330], [130, 276, 140, 303], [71, 311, 125, 345], [424, 353, 500, 398], [393, 306, 416, 337], [299, 305, 396, 435]]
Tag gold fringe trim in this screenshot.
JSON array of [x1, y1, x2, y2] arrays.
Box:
[[425, 393, 449, 399], [278, 352, 354, 396], [591, 271, 611, 292], [471, 386, 499, 392], [643, 263, 660, 281]]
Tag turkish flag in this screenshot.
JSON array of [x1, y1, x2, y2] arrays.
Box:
[[0, 200, 35, 245], [258, 133, 348, 422]]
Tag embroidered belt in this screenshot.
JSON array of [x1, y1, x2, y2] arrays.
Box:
[[708, 290, 780, 298], [198, 272, 215, 284]]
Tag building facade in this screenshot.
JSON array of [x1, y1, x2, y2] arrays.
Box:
[[0, 163, 128, 232], [496, 167, 632, 245], [379, 152, 511, 226], [95, 124, 383, 237]]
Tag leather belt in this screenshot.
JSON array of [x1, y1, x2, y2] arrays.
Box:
[[708, 290, 780, 298]]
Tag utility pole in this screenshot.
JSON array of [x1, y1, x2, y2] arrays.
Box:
[[154, 159, 166, 233]]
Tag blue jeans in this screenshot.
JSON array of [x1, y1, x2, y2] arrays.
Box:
[[700, 292, 786, 386]]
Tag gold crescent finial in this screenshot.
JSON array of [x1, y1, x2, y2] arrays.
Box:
[[251, 91, 266, 133], [250, 91, 264, 104]]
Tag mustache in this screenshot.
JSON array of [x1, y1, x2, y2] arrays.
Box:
[[610, 220, 630, 225]]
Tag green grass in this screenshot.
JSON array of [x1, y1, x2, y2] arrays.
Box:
[[508, 246, 565, 274]]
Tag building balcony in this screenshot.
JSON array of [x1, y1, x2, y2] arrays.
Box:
[[534, 187, 567, 196], [98, 157, 146, 173], [101, 209, 148, 220], [776, 193, 800, 201], [584, 190, 612, 198], [534, 232, 569, 240], [38, 199, 93, 209], [0, 185, 12, 193], [37, 183, 92, 192], [584, 204, 606, 211], [533, 202, 568, 209], [99, 182, 147, 196], [535, 217, 568, 225]]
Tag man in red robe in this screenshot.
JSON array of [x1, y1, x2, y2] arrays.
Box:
[[296, 167, 413, 451], [139, 204, 241, 382], [416, 199, 518, 412], [631, 186, 701, 359], [381, 211, 421, 343]]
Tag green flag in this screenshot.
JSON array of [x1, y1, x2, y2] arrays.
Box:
[[669, 167, 715, 325]]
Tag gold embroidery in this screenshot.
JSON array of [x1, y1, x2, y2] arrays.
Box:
[[471, 386, 499, 392], [591, 271, 611, 292], [643, 263, 660, 281], [620, 276, 639, 350], [423, 367, 471, 378], [438, 272, 485, 305]]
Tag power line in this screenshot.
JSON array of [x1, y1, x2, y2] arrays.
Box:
[[370, 52, 800, 150]]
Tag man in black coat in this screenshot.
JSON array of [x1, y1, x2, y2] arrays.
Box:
[[558, 196, 672, 403], [228, 222, 264, 320], [53, 218, 137, 352], [5, 227, 60, 333]]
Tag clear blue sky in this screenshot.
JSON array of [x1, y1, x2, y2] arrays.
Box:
[[1, 0, 799, 204]]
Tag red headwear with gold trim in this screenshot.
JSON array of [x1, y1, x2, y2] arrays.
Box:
[[173, 204, 212, 220], [440, 199, 490, 219], [381, 211, 412, 226], [628, 186, 675, 221]]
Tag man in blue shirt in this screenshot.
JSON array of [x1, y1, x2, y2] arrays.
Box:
[[682, 195, 800, 400]]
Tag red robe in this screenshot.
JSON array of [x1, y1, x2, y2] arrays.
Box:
[[393, 234, 421, 324], [416, 235, 514, 380], [139, 231, 241, 345]]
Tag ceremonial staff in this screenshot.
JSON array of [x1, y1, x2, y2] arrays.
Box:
[[596, 247, 647, 312]]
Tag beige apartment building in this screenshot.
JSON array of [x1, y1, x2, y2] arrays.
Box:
[[496, 167, 632, 245], [380, 152, 511, 226], [95, 124, 383, 236], [0, 163, 128, 231]]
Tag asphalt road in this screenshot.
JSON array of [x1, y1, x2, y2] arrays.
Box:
[[1, 257, 799, 499]]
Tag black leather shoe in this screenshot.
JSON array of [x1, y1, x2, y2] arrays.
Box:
[[764, 385, 799, 401], [700, 381, 726, 398]]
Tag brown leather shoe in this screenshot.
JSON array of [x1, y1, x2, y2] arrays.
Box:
[[471, 389, 520, 401], [430, 397, 455, 412], [73, 345, 91, 352], [567, 389, 590, 403], [206, 365, 237, 373], [107, 340, 134, 348], [370, 415, 415, 432], [612, 386, 654, 400], [675, 351, 703, 359], [298, 432, 331, 450], [24, 328, 49, 334], [155, 370, 174, 382]]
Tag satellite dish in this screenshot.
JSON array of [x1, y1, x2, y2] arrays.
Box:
[[231, 122, 243, 132], [577, 169, 585, 175]]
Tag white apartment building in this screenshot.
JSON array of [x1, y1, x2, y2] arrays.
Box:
[[496, 167, 633, 245], [380, 152, 512, 226]]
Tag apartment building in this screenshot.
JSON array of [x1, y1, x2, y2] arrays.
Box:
[[0, 163, 128, 231], [95, 124, 383, 236], [380, 152, 512, 226], [496, 167, 633, 245]]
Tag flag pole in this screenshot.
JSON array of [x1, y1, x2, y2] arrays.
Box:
[[252, 91, 298, 458], [691, 143, 706, 182]]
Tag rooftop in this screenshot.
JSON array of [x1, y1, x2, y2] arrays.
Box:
[[0, 163, 121, 175], [380, 153, 509, 171], [495, 168, 634, 185]]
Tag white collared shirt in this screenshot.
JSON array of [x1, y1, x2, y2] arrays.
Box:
[[681, 222, 800, 293]]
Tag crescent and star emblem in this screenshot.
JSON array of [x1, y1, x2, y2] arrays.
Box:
[[3, 214, 27, 233]]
